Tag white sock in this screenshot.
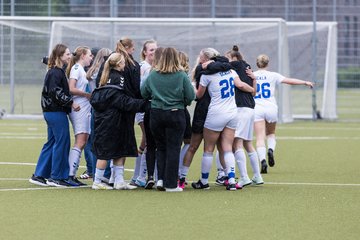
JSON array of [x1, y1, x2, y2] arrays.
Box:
[[234, 148, 248, 179], [215, 151, 225, 177], [201, 152, 213, 185], [113, 165, 124, 184], [94, 168, 105, 184], [179, 144, 190, 176], [109, 160, 114, 184], [132, 153, 142, 180], [154, 163, 158, 181], [224, 151, 236, 184], [68, 147, 81, 176], [257, 146, 266, 162], [138, 150, 147, 181], [248, 151, 261, 178], [267, 136, 276, 151], [180, 166, 189, 179]]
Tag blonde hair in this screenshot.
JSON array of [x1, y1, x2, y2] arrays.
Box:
[[178, 51, 189, 73], [200, 48, 220, 61], [86, 48, 112, 80], [141, 40, 157, 61], [115, 39, 134, 66], [191, 56, 201, 82], [99, 53, 125, 87], [152, 47, 164, 68], [256, 54, 270, 68], [66, 46, 90, 77], [154, 47, 183, 74], [47, 43, 68, 69]]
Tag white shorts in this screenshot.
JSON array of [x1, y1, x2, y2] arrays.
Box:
[[254, 103, 278, 123], [69, 102, 92, 135], [235, 107, 255, 141], [135, 112, 144, 125], [204, 111, 238, 132]]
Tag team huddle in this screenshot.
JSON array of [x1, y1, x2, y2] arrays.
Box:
[[29, 38, 313, 192]]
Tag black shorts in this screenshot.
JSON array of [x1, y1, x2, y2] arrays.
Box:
[[191, 93, 210, 134], [183, 107, 192, 140]]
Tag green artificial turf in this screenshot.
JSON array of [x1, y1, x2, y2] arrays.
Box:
[[0, 88, 359, 240]]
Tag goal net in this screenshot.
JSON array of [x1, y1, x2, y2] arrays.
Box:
[[0, 17, 337, 121]]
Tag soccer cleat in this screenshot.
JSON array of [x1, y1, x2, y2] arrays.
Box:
[[144, 177, 155, 189], [135, 178, 146, 187], [29, 174, 48, 187], [226, 183, 237, 191], [92, 182, 113, 190], [235, 182, 243, 189], [69, 176, 86, 186], [156, 180, 165, 191], [268, 148, 275, 167], [129, 178, 137, 186], [165, 187, 183, 192], [239, 177, 252, 187], [252, 175, 264, 185], [46, 178, 72, 187], [191, 180, 210, 190], [63, 178, 80, 187], [260, 159, 268, 174], [215, 176, 228, 186], [178, 177, 186, 189], [79, 170, 93, 179], [114, 182, 138, 190]]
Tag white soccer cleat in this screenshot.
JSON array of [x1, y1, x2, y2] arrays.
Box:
[[114, 182, 137, 190], [92, 182, 113, 190], [251, 175, 264, 185], [239, 177, 252, 187], [165, 187, 183, 192]]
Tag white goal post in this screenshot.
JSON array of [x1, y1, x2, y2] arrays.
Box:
[[0, 17, 337, 121]]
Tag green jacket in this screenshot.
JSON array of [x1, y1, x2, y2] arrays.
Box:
[[141, 70, 195, 110]]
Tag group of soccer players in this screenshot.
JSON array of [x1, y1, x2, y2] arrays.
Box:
[[29, 38, 313, 191]]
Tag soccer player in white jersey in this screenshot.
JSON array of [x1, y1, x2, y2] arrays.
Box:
[[66, 46, 93, 185], [253, 54, 314, 173], [132, 40, 158, 188], [192, 58, 254, 190]]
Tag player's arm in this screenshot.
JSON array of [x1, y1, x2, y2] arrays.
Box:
[[282, 78, 314, 88], [245, 66, 257, 96], [196, 84, 206, 99], [234, 76, 254, 93], [69, 78, 91, 99]]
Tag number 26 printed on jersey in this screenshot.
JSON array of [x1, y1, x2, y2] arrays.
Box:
[[255, 82, 271, 99], [219, 77, 234, 99]]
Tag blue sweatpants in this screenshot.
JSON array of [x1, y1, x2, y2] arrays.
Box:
[[34, 112, 70, 180]]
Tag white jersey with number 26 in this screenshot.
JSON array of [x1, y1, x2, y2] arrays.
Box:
[[253, 69, 285, 107]]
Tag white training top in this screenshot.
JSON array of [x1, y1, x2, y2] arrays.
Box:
[[69, 63, 90, 105], [200, 69, 238, 116], [253, 69, 285, 107], [139, 60, 152, 87]]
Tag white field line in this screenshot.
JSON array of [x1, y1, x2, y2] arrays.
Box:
[[277, 136, 360, 140], [0, 180, 360, 192], [0, 186, 90, 192], [277, 127, 360, 131], [0, 134, 143, 139], [265, 182, 360, 187], [1, 135, 360, 140], [0, 162, 134, 172]]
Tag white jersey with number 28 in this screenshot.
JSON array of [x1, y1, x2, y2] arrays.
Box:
[[200, 69, 238, 116]]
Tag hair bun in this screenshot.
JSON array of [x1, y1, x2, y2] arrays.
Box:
[[232, 45, 239, 52]]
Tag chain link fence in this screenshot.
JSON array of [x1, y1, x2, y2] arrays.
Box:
[[1, 0, 359, 88]]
